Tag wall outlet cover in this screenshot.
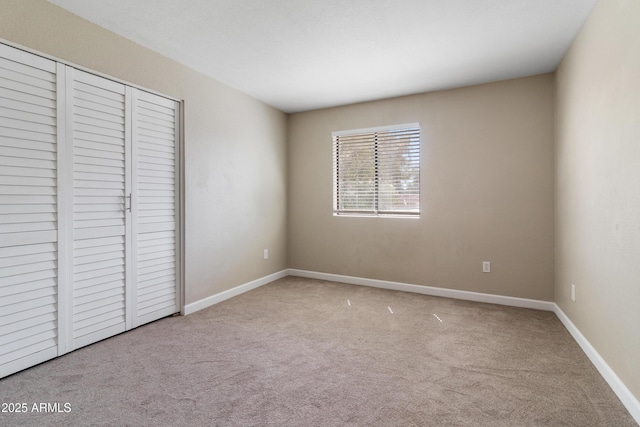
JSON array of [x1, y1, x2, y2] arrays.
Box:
[[482, 261, 491, 273]]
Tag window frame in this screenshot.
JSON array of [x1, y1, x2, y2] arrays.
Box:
[[332, 123, 421, 218]]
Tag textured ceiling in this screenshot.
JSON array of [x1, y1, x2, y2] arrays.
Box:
[[48, 0, 598, 113]]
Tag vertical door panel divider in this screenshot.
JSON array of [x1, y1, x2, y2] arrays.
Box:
[[62, 65, 75, 353], [56, 63, 69, 355], [125, 87, 135, 330], [174, 100, 183, 314]]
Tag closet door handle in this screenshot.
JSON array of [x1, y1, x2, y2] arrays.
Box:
[[126, 193, 132, 212]]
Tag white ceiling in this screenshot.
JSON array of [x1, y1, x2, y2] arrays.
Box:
[[48, 0, 598, 113]]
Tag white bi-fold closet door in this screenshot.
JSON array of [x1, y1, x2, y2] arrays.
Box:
[[0, 43, 180, 378], [0, 44, 60, 377], [64, 68, 180, 350]]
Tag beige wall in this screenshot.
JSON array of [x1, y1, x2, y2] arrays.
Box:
[[288, 75, 555, 301], [555, 0, 640, 400], [0, 0, 288, 305]]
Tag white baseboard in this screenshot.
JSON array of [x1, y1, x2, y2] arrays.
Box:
[[287, 269, 555, 311], [553, 304, 640, 425], [183, 269, 288, 315]]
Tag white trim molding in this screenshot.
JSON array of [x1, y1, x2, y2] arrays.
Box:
[[554, 305, 640, 425], [287, 269, 556, 311], [183, 270, 288, 315]]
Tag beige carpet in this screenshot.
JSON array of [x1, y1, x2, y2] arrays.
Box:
[[0, 276, 635, 426]]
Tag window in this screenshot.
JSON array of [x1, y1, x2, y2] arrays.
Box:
[[332, 123, 420, 217]]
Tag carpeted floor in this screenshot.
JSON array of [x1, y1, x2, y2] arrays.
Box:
[[0, 276, 636, 426]]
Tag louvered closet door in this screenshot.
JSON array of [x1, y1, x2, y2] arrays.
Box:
[[0, 44, 181, 378], [131, 89, 179, 327], [68, 69, 128, 349], [0, 45, 60, 377]]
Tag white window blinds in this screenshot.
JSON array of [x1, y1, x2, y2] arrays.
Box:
[[332, 124, 420, 217]]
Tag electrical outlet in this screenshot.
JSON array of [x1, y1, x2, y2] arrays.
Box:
[[571, 284, 576, 302], [263, 249, 269, 260], [482, 261, 491, 273]]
